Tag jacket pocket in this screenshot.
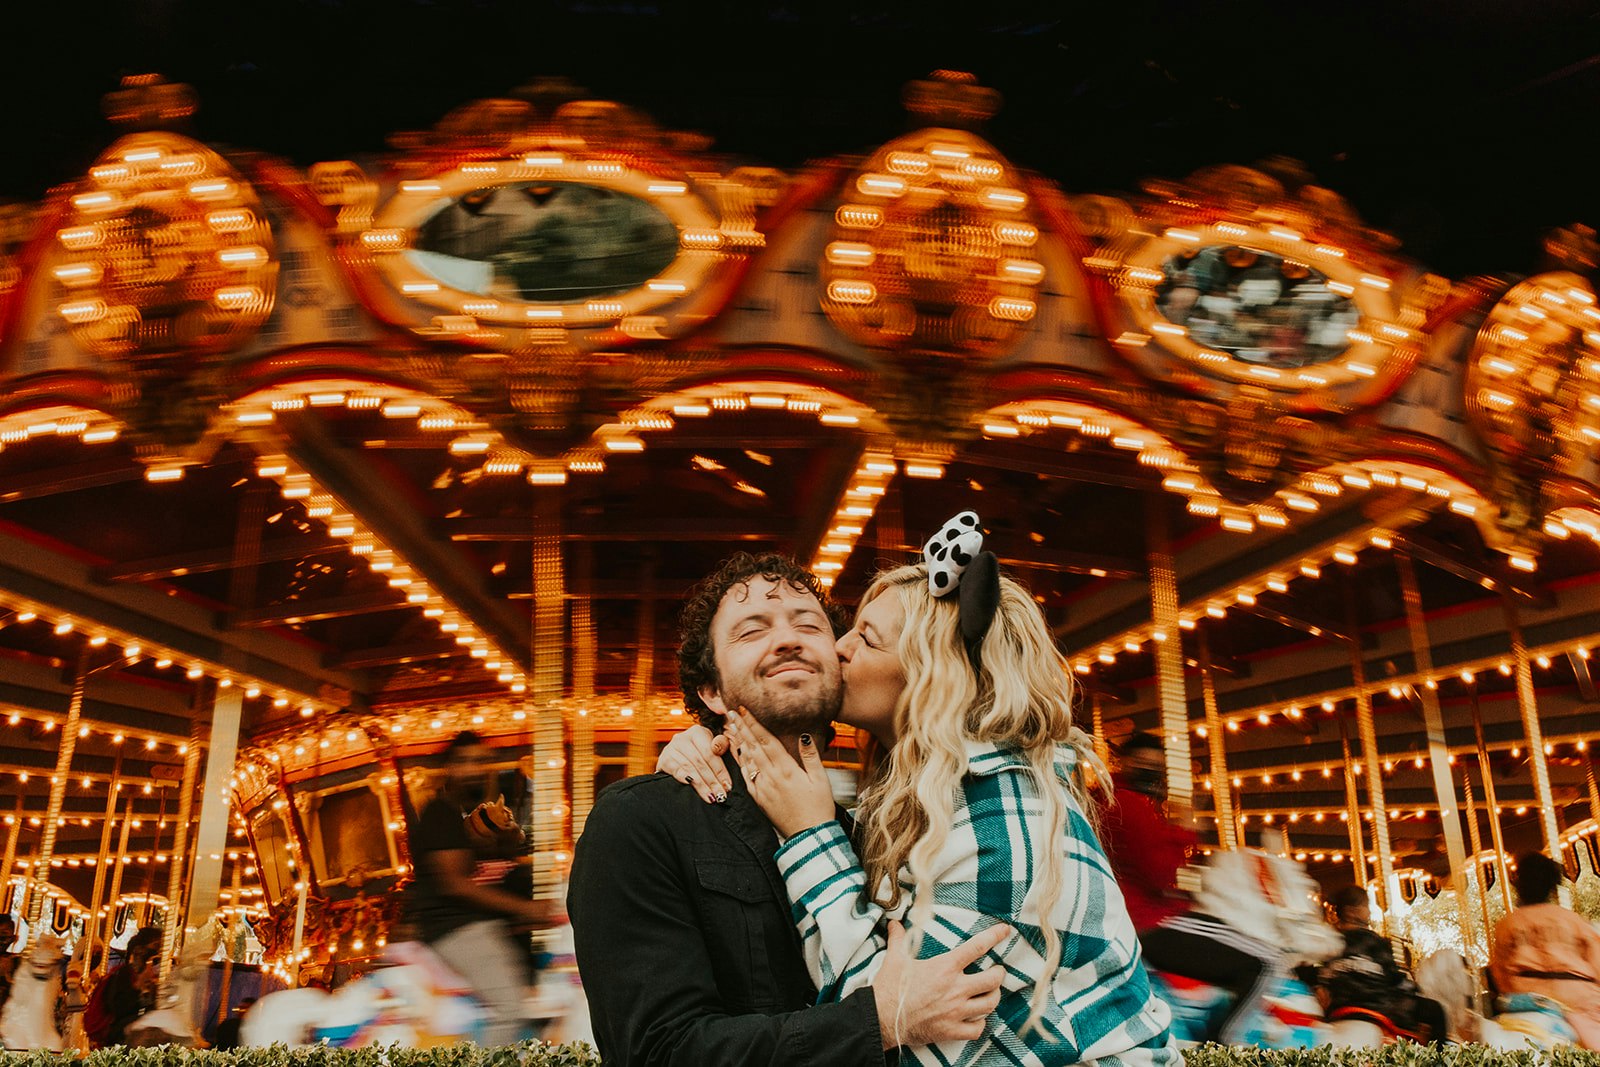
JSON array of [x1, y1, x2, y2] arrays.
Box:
[[695, 859, 779, 1009]]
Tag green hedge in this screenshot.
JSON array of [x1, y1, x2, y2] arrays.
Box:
[[0, 1046, 598, 1067], [1184, 1045, 1599, 1067]]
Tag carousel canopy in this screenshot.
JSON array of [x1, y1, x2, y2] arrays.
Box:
[[0, 6, 1598, 920]]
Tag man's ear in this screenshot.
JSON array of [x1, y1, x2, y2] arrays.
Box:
[[698, 683, 728, 718]]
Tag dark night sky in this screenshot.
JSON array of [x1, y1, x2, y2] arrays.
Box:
[[3, 0, 1598, 278]]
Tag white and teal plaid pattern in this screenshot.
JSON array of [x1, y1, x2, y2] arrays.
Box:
[[775, 740, 1179, 1067]]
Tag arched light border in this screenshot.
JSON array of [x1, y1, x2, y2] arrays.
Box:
[[365, 154, 731, 331], [1110, 221, 1419, 391]]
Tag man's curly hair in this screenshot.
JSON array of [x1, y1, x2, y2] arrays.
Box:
[[677, 552, 847, 728]]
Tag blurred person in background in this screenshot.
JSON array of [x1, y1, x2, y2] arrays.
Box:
[[1099, 732, 1197, 932], [211, 996, 255, 1050], [1492, 852, 1600, 1047], [83, 926, 161, 1048], [0, 914, 17, 1013], [408, 730, 554, 1045], [1319, 884, 1449, 1042]]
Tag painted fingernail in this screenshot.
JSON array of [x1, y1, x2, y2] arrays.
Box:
[[800, 733, 812, 746], [713, 792, 728, 803]]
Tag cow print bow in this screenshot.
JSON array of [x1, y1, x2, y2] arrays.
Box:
[[922, 511, 1002, 665]]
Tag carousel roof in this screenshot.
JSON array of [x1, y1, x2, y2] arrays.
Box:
[[0, 58, 1598, 910]]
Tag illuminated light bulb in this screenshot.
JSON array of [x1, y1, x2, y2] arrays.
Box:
[[186, 666, 204, 680]]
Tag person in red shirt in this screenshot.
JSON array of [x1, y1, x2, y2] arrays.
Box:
[[1099, 732, 1197, 932]]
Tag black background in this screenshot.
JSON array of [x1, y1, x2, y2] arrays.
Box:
[[2, 0, 1598, 277]]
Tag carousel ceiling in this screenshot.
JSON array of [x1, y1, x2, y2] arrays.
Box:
[[0, 65, 1598, 909]]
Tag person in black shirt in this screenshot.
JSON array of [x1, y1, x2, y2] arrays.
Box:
[[1319, 885, 1449, 1041], [408, 730, 552, 1045], [209, 996, 254, 1050]]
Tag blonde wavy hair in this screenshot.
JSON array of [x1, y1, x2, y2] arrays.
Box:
[[854, 562, 1108, 1034]]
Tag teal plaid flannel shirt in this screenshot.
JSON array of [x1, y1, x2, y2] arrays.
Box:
[[774, 739, 1180, 1067]]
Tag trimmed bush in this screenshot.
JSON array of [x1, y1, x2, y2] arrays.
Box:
[[1184, 1044, 1598, 1067], [0, 1046, 598, 1067]]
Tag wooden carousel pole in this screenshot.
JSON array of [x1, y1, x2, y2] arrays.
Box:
[[1145, 499, 1192, 817], [1394, 550, 1471, 946], [162, 689, 208, 972], [28, 647, 91, 925], [180, 687, 244, 953], [1463, 770, 1493, 952], [0, 792, 22, 908], [1586, 753, 1600, 827], [1338, 709, 1369, 885], [1469, 679, 1514, 915], [81, 753, 123, 973], [1342, 580, 1395, 920], [626, 554, 660, 780], [1088, 691, 1111, 770], [216, 855, 243, 1026], [530, 496, 566, 896], [101, 793, 135, 976], [571, 545, 597, 839], [1503, 593, 1561, 855], [1196, 626, 1236, 850]]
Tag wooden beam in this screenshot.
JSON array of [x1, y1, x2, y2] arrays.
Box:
[[333, 640, 463, 670], [96, 541, 344, 585], [266, 415, 532, 671], [0, 526, 366, 706], [1400, 532, 1549, 606], [447, 517, 789, 543], [0, 456, 148, 504], [228, 591, 412, 629]]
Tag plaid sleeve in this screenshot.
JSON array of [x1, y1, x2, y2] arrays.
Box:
[[774, 820, 892, 1003]]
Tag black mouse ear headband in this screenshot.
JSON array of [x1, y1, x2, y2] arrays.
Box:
[[922, 510, 1001, 671]]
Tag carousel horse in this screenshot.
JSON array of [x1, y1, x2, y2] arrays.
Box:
[[58, 935, 91, 1053], [241, 939, 488, 1048], [1411, 949, 1580, 1050], [1146, 846, 1344, 1048], [0, 934, 67, 1051], [123, 918, 221, 1047]]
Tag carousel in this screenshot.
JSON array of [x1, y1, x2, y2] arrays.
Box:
[[1, 67, 1599, 1047]]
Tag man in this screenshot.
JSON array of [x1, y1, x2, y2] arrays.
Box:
[[1098, 732, 1197, 932], [570, 553, 1009, 1066], [408, 730, 553, 1045], [1321, 885, 1449, 1041]]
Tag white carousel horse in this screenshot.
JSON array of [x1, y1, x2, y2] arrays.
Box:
[[241, 939, 488, 1048], [1148, 847, 1344, 1048], [0, 934, 66, 1051], [123, 917, 221, 1047], [1413, 949, 1579, 1050], [525, 923, 593, 1046]]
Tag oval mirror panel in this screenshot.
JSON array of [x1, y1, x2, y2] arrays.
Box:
[[410, 181, 679, 302], [1155, 245, 1359, 368]]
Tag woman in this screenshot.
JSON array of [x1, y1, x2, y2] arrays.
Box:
[[1491, 851, 1600, 1047], [660, 513, 1176, 1066]]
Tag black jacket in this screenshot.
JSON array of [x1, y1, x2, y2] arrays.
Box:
[[569, 755, 884, 1066]]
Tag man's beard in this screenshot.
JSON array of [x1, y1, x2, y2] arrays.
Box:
[[717, 659, 843, 736]]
